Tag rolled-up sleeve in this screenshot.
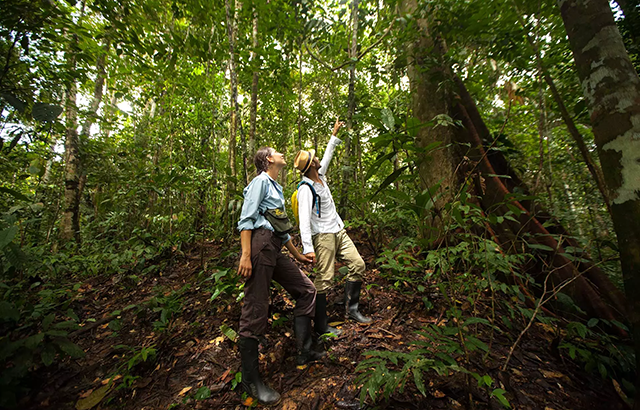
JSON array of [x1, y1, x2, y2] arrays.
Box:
[[237, 178, 266, 232], [297, 185, 315, 254]]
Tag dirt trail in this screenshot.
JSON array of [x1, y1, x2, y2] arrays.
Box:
[[26, 232, 626, 410]]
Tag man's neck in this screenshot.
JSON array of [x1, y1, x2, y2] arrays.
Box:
[[306, 169, 323, 184]]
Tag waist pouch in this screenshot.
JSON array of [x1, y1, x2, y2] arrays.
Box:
[[263, 208, 294, 235]]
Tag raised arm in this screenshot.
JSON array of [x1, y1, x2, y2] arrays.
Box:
[[318, 119, 345, 176]]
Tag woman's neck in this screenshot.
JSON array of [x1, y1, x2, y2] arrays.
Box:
[[267, 167, 280, 180]]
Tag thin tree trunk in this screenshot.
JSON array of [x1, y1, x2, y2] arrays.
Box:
[[297, 36, 304, 151], [60, 29, 82, 244], [534, 74, 547, 193], [249, 10, 259, 157], [558, 0, 640, 401], [80, 39, 109, 138], [225, 0, 240, 192], [340, 0, 360, 216], [521, 23, 612, 214]]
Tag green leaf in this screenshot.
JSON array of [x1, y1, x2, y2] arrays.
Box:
[[53, 321, 80, 330], [1, 92, 26, 112], [42, 313, 55, 330], [32, 103, 63, 122], [75, 385, 112, 410], [0, 226, 18, 249], [0, 301, 20, 321], [587, 318, 599, 328], [526, 243, 554, 252], [465, 336, 489, 352], [194, 386, 211, 400], [611, 320, 629, 331], [370, 166, 409, 199], [381, 108, 395, 130], [54, 338, 85, 358], [220, 324, 237, 342], [41, 343, 56, 366], [491, 388, 511, 408], [24, 332, 45, 349], [0, 187, 31, 202], [365, 151, 396, 181], [412, 368, 426, 396], [463, 317, 490, 327]]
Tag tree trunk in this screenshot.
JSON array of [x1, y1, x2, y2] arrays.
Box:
[[297, 36, 304, 151], [528, 37, 612, 214], [558, 0, 640, 400], [453, 74, 627, 324], [60, 32, 82, 244], [225, 0, 240, 192], [339, 0, 360, 217], [249, 10, 259, 157], [404, 0, 457, 242], [80, 39, 109, 138]]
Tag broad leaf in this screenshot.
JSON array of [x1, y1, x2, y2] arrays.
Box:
[[32, 103, 63, 122]]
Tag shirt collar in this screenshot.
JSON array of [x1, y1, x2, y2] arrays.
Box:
[[260, 171, 283, 190], [302, 175, 319, 185]]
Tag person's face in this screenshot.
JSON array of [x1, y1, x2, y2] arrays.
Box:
[[269, 150, 286, 167], [312, 157, 321, 170]]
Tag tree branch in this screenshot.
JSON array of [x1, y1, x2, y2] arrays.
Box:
[[304, 18, 395, 73]]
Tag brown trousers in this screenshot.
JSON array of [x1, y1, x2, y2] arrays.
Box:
[[239, 229, 316, 339]]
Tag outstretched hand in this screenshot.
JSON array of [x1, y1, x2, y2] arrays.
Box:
[[332, 118, 345, 136]]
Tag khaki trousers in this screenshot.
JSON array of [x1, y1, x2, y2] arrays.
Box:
[[312, 229, 365, 294], [239, 229, 316, 340]]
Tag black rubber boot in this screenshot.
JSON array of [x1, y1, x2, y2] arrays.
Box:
[[345, 281, 372, 323], [314, 293, 343, 337], [294, 316, 327, 365], [239, 337, 281, 406]]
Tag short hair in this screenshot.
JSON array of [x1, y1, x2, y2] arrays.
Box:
[[254, 146, 274, 175]]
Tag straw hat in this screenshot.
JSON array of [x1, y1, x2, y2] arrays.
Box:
[[294, 149, 316, 174]]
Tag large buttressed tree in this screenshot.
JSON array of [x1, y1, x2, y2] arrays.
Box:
[[399, 0, 627, 326], [557, 0, 640, 400]]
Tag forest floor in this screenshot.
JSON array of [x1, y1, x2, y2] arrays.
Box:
[[23, 229, 628, 410]]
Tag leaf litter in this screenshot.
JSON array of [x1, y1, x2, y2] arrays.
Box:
[[23, 231, 627, 409]]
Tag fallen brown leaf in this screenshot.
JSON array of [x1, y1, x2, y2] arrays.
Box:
[[178, 386, 192, 396]]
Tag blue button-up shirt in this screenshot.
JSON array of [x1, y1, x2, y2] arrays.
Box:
[[237, 172, 291, 243]]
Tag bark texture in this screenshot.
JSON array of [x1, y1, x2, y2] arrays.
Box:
[[225, 0, 240, 191], [558, 0, 640, 401], [249, 10, 259, 156], [454, 75, 626, 326], [525, 32, 612, 213], [404, 0, 457, 242], [60, 33, 81, 244], [339, 0, 360, 217]]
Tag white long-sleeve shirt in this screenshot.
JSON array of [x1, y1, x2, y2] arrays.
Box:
[[298, 135, 345, 255]]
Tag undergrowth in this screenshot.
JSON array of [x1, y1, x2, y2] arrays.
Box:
[[355, 187, 635, 408]]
